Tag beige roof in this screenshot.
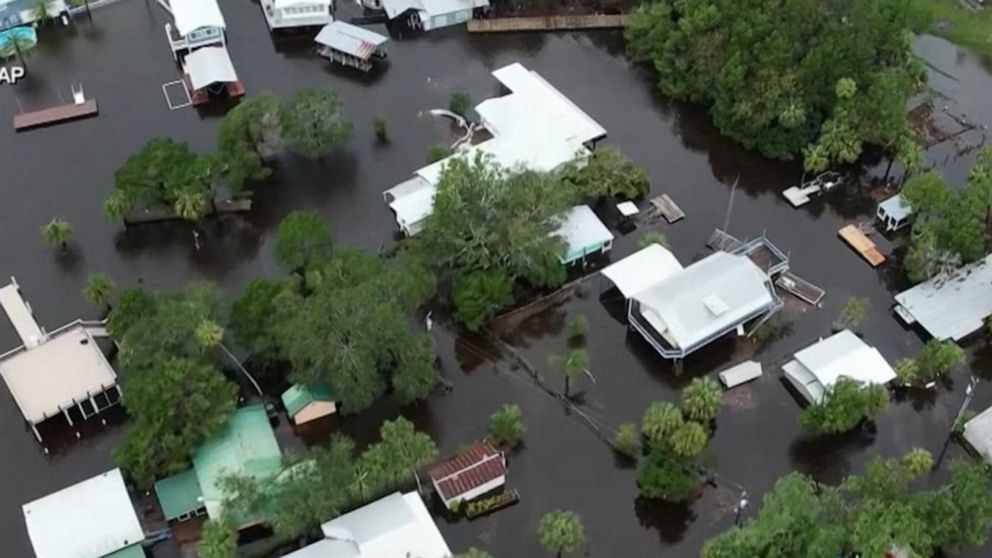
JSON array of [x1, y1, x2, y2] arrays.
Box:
[[0, 326, 117, 424]]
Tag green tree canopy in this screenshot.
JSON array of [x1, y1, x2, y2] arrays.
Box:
[[108, 138, 217, 220], [613, 422, 640, 458], [452, 269, 514, 332], [799, 378, 888, 434], [41, 217, 72, 249], [282, 88, 352, 160], [641, 401, 683, 447], [489, 403, 525, 449], [681, 377, 722, 422], [625, 0, 928, 168], [637, 446, 700, 502], [199, 518, 237, 558], [217, 92, 283, 192], [229, 278, 290, 364], [83, 273, 116, 308], [538, 509, 585, 557], [273, 210, 335, 273], [560, 146, 650, 200]]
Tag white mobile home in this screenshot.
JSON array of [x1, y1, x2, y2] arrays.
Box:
[[381, 0, 488, 31], [782, 329, 896, 404], [160, 0, 226, 59], [261, 0, 333, 30], [893, 253, 992, 341]]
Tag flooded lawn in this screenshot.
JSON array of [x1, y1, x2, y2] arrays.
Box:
[[1, 0, 991, 556]]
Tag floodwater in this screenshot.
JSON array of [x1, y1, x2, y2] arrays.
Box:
[[1, 0, 991, 556]]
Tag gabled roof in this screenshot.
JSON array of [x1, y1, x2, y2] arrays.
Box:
[[601, 244, 684, 298], [22, 469, 143, 558], [878, 193, 912, 222], [429, 442, 506, 502], [894, 253, 992, 341], [154, 469, 204, 521], [170, 0, 226, 36], [193, 405, 282, 519], [963, 405, 992, 464], [632, 252, 774, 351], [315, 21, 388, 60], [184, 46, 237, 91], [318, 492, 451, 558]]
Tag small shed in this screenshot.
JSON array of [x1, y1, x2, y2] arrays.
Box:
[[601, 244, 684, 299], [429, 442, 506, 510], [876, 194, 912, 232], [154, 469, 205, 522], [315, 21, 388, 72], [554, 205, 614, 264], [717, 360, 762, 388], [782, 329, 896, 404], [22, 468, 144, 558], [282, 383, 336, 425], [381, 0, 489, 31], [963, 405, 992, 464]]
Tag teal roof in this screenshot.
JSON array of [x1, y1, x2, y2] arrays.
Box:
[[193, 404, 282, 520], [104, 544, 145, 558], [154, 469, 203, 521], [280, 383, 334, 418]]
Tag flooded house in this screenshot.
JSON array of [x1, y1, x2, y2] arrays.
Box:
[[282, 492, 451, 558], [22, 468, 144, 558], [429, 442, 507, 510], [158, 0, 244, 105], [893, 253, 992, 341], [260, 0, 333, 30], [384, 62, 607, 237], [314, 21, 389, 72], [553, 205, 614, 265], [379, 0, 488, 31], [782, 329, 897, 404]]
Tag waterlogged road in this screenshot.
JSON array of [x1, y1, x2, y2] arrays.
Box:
[[1, 0, 991, 555]]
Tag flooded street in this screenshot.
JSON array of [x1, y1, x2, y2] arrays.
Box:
[[1, 0, 991, 555]]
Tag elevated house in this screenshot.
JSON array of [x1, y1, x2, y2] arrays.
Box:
[[314, 21, 389, 73], [260, 0, 333, 30], [385, 62, 607, 237], [154, 404, 282, 525], [283, 492, 451, 558], [281, 383, 336, 425], [782, 329, 897, 405], [380, 0, 488, 31], [429, 442, 507, 510], [0, 278, 119, 447], [22, 469, 144, 558], [893, 253, 992, 341], [625, 250, 782, 361]]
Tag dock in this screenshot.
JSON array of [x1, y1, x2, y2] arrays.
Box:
[[650, 194, 685, 223], [13, 99, 98, 131], [0, 278, 46, 349], [123, 198, 252, 225], [707, 228, 744, 252], [838, 224, 885, 267], [775, 271, 826, 305], [467, 14, 629, 33]]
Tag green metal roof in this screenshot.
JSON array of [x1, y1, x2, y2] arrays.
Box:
[[153, 469, 203, 521], [280, 384, 334, 418], [103, 544, 145, 558], [193, 404, 282, 520]]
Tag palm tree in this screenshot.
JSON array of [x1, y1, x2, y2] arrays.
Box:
[[0, 32, 36, 71], [83, 273, 116, 310], [31, 0, 51, 24], [538, 509, 585, 558], [41, 217, 72, 251], [195, 319, 224, 349], [174, 190, 208, 222], [549, 348, 590, 398]]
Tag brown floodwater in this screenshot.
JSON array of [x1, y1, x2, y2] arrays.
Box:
[[1, 1, 991, 556]]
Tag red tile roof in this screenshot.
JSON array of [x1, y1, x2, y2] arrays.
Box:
[[429, 442, 506, 502]]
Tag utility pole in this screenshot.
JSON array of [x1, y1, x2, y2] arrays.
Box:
[[934, 375, 979, 470]]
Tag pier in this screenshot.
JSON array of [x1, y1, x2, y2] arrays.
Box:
[[467, 14, 629, 33]]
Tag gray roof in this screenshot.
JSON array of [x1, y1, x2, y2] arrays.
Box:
[[877, 193, 912, 221], [894, 253, 992, 341]]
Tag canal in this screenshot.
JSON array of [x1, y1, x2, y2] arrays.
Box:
[[1, 0, 991, 556]]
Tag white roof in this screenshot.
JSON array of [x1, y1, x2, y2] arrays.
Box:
[[964, 405, 992, 464], [0, 325, 117, 424], [388, 185, 436, 234], [274, 0, 330, 7], [0, 282, 45, 348], [185, 46, 238, 91], [718, 360, 762, 388], [170, 0, 226, 36], [554, 205, 613, 263], [894, 253, 992, 341], [381, 0, 488, 19], [22, 469, 143, 558], [315, 21, 388, 60], [878, 193, 912, 221], [782, 329, 896, 404], [632, 252, 773, 352], [317, 492, 451, 558], [601, 244, 684, 298]]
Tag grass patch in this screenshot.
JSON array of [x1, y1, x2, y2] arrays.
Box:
[[927, 0, 992, 63]]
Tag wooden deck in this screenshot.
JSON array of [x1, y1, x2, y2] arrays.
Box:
[[650, 194, 685, 223], [13, 99, 98, 131], [707, 229, 743, 252], [838, 225, 885, 267], [775, 271, 826, 305], [467, 14, 629, 33]]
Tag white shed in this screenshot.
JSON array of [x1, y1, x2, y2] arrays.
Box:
[[381, 0, 489, 31], [876, 194, 912, 232], [963, 405, 992, 464], [782, 329, 896, 404]]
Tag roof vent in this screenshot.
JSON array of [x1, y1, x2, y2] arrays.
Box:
[[703, 295, 729, 317]]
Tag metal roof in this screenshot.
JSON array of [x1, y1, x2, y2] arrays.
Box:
[[631, 252, 774, 352], [170, 0, 225, 36], [0, 325, 117, 424], [281, 383, 334, 418], [154, 469, 204, 521], [894, 253, 992, 341], [319, 492, 451, 558], [193, 404, 282, 520], [428, 442, 505, 502], [877, 193, 912, 222], [782, 329, 896, 404], [553, 205, 613, 264], [601, 244, 684, 299], [315, 21, 387, 60], [184, 46, 238, 91], [0, 279, 45, 348], [22, 469, 143, 558], [381, 0, 488, 19]]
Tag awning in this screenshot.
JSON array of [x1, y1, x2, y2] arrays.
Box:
[[185, 46, 238, 91]]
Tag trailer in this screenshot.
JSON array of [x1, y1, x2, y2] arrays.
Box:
[[314, 21, 388, 72]]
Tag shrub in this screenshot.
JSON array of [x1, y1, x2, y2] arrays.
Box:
[[373, 116, 388, 141], [567, 315, 589, 340], [449, 92, 472, 117], [489, 404, 524, 448], [641, 401, 683, 447], [426, 143, 451, 164], [637, 446, 699, 502], [799, 378, 888, 434], [613, 422, 640, 458], [681, 377, 722, 422]]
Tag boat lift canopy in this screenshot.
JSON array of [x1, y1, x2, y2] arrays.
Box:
[[185, 46, 238, 90]]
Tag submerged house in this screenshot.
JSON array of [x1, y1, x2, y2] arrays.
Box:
[[380, 0, 488, 31], [625, 250, 782, 361], [158, 0, 244, 105], [281, 383, 336, 425], [261, 0, 333, 30], [154, 404, 282, 525], [385, 62, 607, 237], [0, 278, 120, 447], [283, 492, 451, 558], [782, 329, 897, 404], [893, 253, 992, 341], [429, 442, 507, 510], [22, 468, 144, 558]]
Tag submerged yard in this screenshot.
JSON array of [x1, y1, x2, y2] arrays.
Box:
[[1, 0, 992, 556], [929, 0, 992, 64]]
